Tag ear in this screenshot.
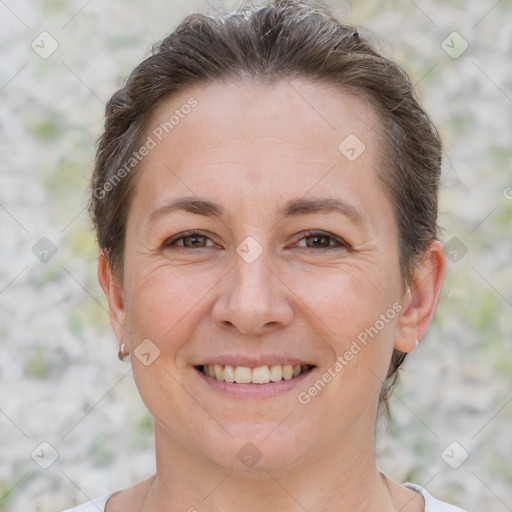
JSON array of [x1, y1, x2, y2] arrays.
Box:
[[394, 240, 446, 352], [97, 251, 128, 346]]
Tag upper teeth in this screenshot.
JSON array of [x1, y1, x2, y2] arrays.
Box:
[[201, 364, 310, 384]]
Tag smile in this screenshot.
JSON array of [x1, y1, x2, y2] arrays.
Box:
[[196, 364, 315, 384]]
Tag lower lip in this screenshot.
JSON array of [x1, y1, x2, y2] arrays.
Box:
[[194, 367, 316, 399]]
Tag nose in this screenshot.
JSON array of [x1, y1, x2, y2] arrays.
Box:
[[211, 249, 294, 335]]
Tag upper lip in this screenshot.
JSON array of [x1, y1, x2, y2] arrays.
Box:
[[194, 355, 316, 368]]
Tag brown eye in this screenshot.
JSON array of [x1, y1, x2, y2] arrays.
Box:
[[165, 230, 214, 249], [304, 233, 332, 248], [296, 230, 348, 250], [179, 235, 208, 248]]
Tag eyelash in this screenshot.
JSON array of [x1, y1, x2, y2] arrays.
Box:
[[164, 230, 349, 251]]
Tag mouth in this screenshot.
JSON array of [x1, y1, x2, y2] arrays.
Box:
[[194, 364, 315, 384]]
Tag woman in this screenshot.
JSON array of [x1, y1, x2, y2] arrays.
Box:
[[63, 1, 467, 510]]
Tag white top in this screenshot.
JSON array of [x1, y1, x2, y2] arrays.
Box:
[[61, 482, 468, 511]]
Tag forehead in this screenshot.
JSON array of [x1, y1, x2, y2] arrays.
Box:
[[130, 79, 390, 229], [145, 79, 380, 161]]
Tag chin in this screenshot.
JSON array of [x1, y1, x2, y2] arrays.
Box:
[[203, 434, 308, 471], [187, 415, 319, 472]]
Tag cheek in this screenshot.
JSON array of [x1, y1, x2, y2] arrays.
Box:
[[124, 262, 221, 358], [294, 261, 398, 338], [293, 265, 399, 396]]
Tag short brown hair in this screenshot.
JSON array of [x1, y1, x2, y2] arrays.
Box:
[[90, 0, 442, 412]]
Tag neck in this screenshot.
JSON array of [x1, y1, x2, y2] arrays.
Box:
[[141, 409, 398, 512]]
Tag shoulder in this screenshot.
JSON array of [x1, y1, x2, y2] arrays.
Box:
[[60, 491, 118, 512], [61, 477, 155, 512], [404, 483, 469, 512]]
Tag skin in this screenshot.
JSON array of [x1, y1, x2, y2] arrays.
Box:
[[98, 79, 446, 512]]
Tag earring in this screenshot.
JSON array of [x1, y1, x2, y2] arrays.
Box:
[[118, 343, 130, 361], [415, 339, 419, 349]]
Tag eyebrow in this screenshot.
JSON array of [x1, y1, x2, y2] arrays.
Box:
[[147, 196, 366, 226]]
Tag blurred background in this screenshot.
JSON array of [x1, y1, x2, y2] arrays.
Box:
[[0, 0, 511, 511]]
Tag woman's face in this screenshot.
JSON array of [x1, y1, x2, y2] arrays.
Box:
[[108, 80, 418, 470]]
